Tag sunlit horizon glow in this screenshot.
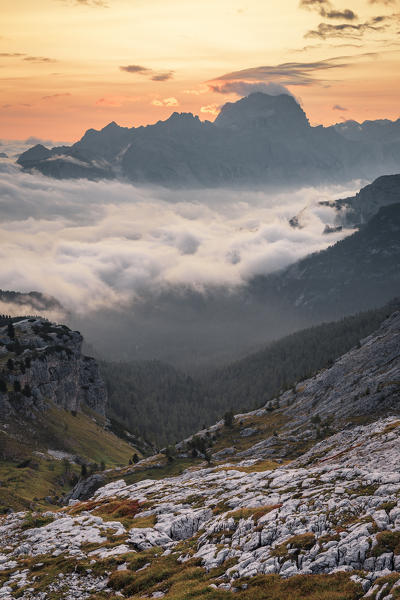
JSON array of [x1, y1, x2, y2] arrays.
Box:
[[1, 0, 399, 142]]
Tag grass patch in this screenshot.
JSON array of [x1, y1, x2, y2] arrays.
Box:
[[216, 459, 285, 473], [226, 504, 282, 524], [346, 483, 379, 496], [381, 421, 400, 435], [0, 403, 138, 510], [20, 512, 55, 531], [271, 533, 316, 559], [111, 457, 203, 488], [371, 531, 400, 557]]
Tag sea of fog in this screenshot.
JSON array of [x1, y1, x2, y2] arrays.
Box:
[[0, 142, 363, 317]]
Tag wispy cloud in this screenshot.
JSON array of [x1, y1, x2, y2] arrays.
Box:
[[209, 81, 294, 97], [120, 64, 174, 82], [305, 14, 397, 39], [369, 0, 398, 4], [2, 103, 32, 109], [41, 93, 71, 100], [119, 64, 150, 74], [300, 0, 358, 20], [151, 71, 174, 81], [0, 52, 25, 58], [200, 104, 220, 116], [209, 57, 354, 88], [332, 104, 348, 110], [152, 97, 179, 107], [59, 0, 109, 7], [0, 52, 57, 63], [23, 56, 57, 63]]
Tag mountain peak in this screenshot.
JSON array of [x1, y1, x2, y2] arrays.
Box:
[[17, 143, 51, 166], [165, 111, 200, 123], [215, 91, 309, 132], [101, 121, 120, 131]]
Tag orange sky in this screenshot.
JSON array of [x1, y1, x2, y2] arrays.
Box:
[[1, 0, 400, 141]]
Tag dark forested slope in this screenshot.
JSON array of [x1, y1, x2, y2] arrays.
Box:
[[103, 301, 400, 446]]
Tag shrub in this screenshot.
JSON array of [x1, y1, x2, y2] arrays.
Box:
[[371, 531, 400, 556], [224, 410, 234, 428]]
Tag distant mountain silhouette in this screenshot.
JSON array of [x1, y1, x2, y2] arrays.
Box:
[[17, 92, 400, 186]]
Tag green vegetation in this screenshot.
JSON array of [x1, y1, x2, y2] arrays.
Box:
[[371, 531, 400, 557], [0, 403, 138, 511], [21, 512, 55, 530], [102, 302, 399, 446], [271, 533, 316, 559]]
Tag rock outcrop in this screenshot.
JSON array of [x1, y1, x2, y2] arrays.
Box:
[[0, 318, 107, 419]]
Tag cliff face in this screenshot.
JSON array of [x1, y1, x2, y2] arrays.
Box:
[[0, 318, 107, 419]]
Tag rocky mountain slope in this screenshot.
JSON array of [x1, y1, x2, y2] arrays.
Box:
[[321, 174, 400, 228], [16, 93, 400, 186], [0, 312, 399, 599], [0, 318, 142, 511], [103, 300, 399, 446], [0, 318, 107, 418], [250, 202, 400, 319]]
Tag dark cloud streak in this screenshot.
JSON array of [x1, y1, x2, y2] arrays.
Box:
[[305, 20, 387, 38], [300, 0, 358, 20], [120, 65, 174, 82], [119, 64, 150, 74], [210, 57, 353, 88]]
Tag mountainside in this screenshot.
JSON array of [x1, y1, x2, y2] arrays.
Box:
[[17, 93, 400, 186], [250, 202, 400, 319], [321, 174, 400, 227], [75, 202, 400, 368], [0, 312, 399, 599], [0, 318, 142, 511], [102, 301, 400, 447]]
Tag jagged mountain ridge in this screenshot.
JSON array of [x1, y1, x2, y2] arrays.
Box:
[[0, 312, 399, 598], [17, 92, 400, 186]]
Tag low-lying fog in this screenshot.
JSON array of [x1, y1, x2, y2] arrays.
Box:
[[0, 144, 363, 366]]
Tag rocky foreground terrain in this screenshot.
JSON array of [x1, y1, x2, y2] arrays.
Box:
[[0, 312, 399, 598]]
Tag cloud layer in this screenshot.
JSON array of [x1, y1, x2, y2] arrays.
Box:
[[0, 150, 361, 316]]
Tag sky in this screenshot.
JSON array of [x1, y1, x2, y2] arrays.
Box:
[[1, 0, 399, 141]]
